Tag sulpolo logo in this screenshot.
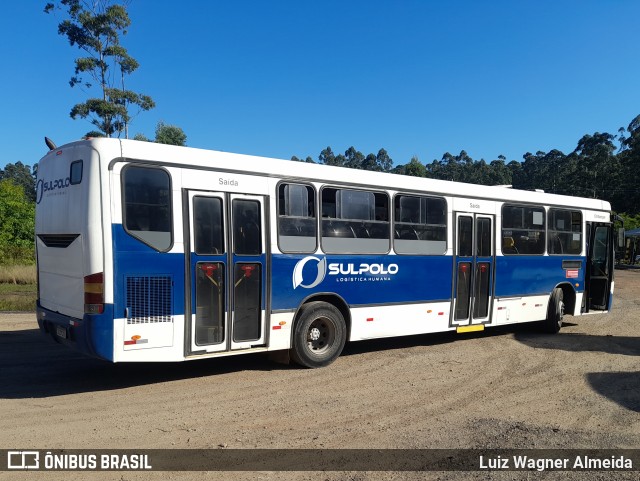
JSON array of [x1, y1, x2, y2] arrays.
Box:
[[36, 176, 71, 204], [292, 256, 327, 289]]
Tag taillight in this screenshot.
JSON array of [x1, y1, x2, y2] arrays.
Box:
[[84, 272, 104, 314]]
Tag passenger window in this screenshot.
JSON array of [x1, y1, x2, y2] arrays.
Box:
[[122, 165, 172, 251], [393, 195, 447, 254], [476, 217, 492, 257], [501, 204, 545, 255], [548, 209, 582, 255], [233, 200, 262, 255], [277, 183, 317, 253], [321, 187, 389, 254], [458, 216, 473, 257], [194, 196, 224, 255]]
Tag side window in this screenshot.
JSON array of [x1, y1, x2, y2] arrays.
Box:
[[194, 196, 224, 255], [393, 195, 447, 254], [458, 216, 473, 256], [233, 199, 262, 255], [321, 187, 389, 254], [277, 183, 317, 253], [476, 217, 492, 257], [548, 209, 582, 255], [122, 165, 172, 251], [501, 204, 545, 255]]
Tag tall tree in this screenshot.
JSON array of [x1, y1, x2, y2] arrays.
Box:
[[0, 162, 36, 202], [404, 156, 426, 177], [318, 146, 337, 165], [154, 121, 187, 146], [572, 133, 619, 199], [344, 146, 365, 170], [375, 148, 393, 172], [45, 0, 155, 138]]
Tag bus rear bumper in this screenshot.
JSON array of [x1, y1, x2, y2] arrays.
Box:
[[36, 302, 114, 361]]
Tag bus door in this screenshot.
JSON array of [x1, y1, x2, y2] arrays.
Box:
[[584, 223, 613, 312], [452, 213, 495, 326], [186, 191, 267, 355]]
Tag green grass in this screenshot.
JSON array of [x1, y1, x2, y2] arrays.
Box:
[[0, 283, 37, 311], [0, 264, 37, 284]]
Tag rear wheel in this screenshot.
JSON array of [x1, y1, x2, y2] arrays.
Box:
[[542, 288, 564, 333], [290, 301, 346, 368]]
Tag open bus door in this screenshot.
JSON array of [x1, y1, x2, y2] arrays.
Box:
[[584, 222, 614, 312]]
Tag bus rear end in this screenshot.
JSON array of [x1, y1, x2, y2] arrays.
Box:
[[35, 139, 116, 360]]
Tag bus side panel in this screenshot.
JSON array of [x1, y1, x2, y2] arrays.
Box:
[[348, 302, 453, 341], [271, 254, 453, 337], [272, 254, 453, 309], [494, 255, 585, 322], [111, 224, 185, 359]]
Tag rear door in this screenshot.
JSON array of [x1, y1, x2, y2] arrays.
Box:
[[186, 191, 268, 355]]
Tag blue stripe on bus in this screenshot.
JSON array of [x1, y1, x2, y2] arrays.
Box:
[[112, 225, 585, 316], [112, 224, 186, 320], [494, 256, 585, 297], [270, 254, 453, 311]]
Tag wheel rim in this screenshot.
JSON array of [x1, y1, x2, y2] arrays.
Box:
[[306, 316, 336, 354]]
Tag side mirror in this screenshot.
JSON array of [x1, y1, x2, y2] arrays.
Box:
[[618, 228, 625, 249]]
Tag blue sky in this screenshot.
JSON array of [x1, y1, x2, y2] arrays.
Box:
[[2, 0, 639, 170]]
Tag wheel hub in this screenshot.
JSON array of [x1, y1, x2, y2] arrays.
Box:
[[309, 327, 321, 341]]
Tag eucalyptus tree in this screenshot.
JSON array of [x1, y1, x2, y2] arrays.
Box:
[[45, 0, 155, 137]]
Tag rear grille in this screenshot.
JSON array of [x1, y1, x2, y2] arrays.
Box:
[[126, 276, 173, 324], [37, 234, 80, 248]]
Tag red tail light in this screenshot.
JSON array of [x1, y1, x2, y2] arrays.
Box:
[[84, 272, 104, 314]]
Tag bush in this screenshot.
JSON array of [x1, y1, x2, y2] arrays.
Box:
[[0, 179, 35, 265]]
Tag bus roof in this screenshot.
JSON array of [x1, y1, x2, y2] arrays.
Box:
[[47, 137, 612, 212]]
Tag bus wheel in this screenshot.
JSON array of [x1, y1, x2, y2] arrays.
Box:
[[543, 288, 564, 333], [290, 301, 346, 368]]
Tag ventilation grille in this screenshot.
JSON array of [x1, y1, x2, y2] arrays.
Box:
[[126, 276, 172, 324], [37, 234, 79, 248]]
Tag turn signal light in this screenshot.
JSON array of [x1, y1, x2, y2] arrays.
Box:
[[84, 272, 104, 314]]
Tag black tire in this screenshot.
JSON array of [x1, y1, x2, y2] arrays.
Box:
[[290, 301, 347, 368], [542, 288, 564, 333]]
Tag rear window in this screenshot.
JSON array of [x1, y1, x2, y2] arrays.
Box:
[[70, 160, 83, 185], [122, 165, 172, 251]]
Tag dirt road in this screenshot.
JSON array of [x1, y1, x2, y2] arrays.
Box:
[[1, 270, 639, 480]]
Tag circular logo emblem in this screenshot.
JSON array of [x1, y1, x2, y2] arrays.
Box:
[[292, 256, 327, 289], [35, 179, 44, 204]]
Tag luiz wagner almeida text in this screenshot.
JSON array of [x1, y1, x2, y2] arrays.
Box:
[[479, 454, 633, 471]]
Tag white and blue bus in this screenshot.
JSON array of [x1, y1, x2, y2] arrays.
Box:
[[35, 138, 615, 367]]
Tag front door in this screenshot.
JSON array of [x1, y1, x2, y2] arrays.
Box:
[[452, 213, 495, 326], [186, 191, 267, 355], [585, 223, 613, 312]]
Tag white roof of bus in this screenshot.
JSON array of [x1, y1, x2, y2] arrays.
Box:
[[54, 138, 611, 212]]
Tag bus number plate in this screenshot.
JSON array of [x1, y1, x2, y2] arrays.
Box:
[[56, 326, 67, 339]]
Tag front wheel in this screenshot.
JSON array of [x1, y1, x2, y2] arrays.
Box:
[[290, 302, 346, 368], [542, 288, 564, 333]]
